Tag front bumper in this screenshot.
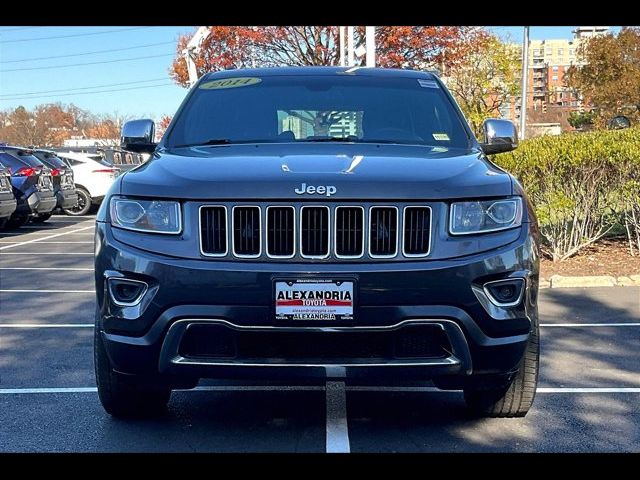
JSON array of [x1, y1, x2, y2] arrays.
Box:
[[0, 192, 17, 219], [56, 187, 77, 209], [95, 221, 539, 383]]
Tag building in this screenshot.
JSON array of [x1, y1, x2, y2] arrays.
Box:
[[507, 26, 610, 133]]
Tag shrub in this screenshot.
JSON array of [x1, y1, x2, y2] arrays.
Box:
[[493, 127, 640, 261]]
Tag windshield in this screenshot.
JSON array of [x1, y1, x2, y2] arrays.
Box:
[[166, 74, 471, 149]]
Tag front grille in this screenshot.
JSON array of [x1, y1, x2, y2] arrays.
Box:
[[335, 207, 364, 257], [233, 206, 261, 257], [300, 206, 329, 258], [403, 206, 432, 256], [200, 206, 227, 255], [266, 206, 295, 257], [199, 203, 432, 261], [369, 207, 398, 257], [178, 323, 451, 363]]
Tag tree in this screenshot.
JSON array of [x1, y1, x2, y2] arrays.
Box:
[[0, 103, 92, 147], [443, 34, 521, 137], [86, 112, 131, 146], [566, 27, 640, 126], [170, 26, 487, 87], [155, 115, 173, 142]]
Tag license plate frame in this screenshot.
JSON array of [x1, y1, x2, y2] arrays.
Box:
[[273, 278, 356, 321]]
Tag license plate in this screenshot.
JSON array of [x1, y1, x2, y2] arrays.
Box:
[[275, 279, 354, 321]]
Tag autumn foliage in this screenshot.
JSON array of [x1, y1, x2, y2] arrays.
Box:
[[170, 26, 488, 87], [566, 27, 640, 126]]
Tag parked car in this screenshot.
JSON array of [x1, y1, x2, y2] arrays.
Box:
[[0, 145, 56, 228], [32, 149, 77, 222], [55, 151, 119, 216], [0, 160, 18, 229], [99, 147, 145, 173], [94, 67, 539, 419]]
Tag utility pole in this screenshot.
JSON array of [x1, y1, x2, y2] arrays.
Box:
[[347, 26, 355, 66], [365, 26, 375, 67], [519, 26, 530, 140], [339, 26, 345, 66]]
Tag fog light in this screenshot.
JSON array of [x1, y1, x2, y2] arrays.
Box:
[[483, 278, 525, 307], [107, 278, 148, 307]]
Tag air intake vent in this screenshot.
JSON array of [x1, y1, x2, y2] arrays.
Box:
[[300, 206, 329, 258], [335, 206, 364, 257], [267, 206, 295, 258], [200, 206, 227, 256], [233, 206, 261, 257], [403, 207, 431, 256], [369, 207, 398, 257]]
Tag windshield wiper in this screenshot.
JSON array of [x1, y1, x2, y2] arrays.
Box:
[[300, 137, 356, 143], [173, 139, 233, 148]]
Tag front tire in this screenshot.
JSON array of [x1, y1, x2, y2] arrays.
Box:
[[94, 323, 171, 418], [63, 188, 91, 216], [464, 322, 539, 418]]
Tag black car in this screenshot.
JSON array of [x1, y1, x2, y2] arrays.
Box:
[[0, 145, 56, 228], [0, 161, 18, 229], [94, 67, 540, 419], [32, 149, 77, 222]]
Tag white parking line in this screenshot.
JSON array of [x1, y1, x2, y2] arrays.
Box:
[[0, 232, 94, 236], [1, 386, 639, 395], [0, 289, 94, 293], [0, 252, 94, 255], [0, 324, 93, 328], [540, 323, 640, 327], [0, 225, 94, 251], [0, 267, 93, 271], [0, 241, 93, 244], [325, 381, 351, 453]]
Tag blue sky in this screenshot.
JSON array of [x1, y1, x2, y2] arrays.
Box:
[[0, 26, 622, 120]]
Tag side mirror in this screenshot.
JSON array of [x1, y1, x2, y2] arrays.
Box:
[[121, 119, 156, 153], [481, 119, 518, 155], [608, 115, 631, 130]]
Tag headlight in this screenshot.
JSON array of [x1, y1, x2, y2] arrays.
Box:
[[450, 197, 522, 235], [109, 196, 181, 234]]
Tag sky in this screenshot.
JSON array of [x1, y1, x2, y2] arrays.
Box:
[[0, 26, 624, 121]]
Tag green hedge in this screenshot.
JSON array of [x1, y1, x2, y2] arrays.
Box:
[[493, 127, 640, 261]]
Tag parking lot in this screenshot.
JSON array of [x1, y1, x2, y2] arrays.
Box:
[[0, 214, 639, 452]]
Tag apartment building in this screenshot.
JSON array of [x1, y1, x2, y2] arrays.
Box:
[[505, 26, 610, 132]]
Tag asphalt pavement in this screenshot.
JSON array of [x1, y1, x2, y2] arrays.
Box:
[[0, 215, 639, 452]]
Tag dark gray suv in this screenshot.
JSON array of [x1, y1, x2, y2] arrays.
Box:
[[94, 67, 540, 418]]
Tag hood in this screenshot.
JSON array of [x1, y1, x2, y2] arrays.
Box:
[[120, 143, 513, 200]]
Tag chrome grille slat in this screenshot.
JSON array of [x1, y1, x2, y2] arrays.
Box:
[[233, 206, 261, 257], [267, 206, 295, 258], [403, 206, 432, 257], [200, 206, 228, 256], [301, 206, 330, 258], [335, 206, 364, 258], [369, 206, 398, 258]]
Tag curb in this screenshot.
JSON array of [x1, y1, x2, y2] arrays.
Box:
[[540, 274, 640, 289]]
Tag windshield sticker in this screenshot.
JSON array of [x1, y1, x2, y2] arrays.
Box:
[[417, 79, 439, 88], [199, 77, 262, 90], [432, 133, 450, 141]]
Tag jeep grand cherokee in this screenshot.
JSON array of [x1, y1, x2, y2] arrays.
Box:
[[94, 67, 540, 418]]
